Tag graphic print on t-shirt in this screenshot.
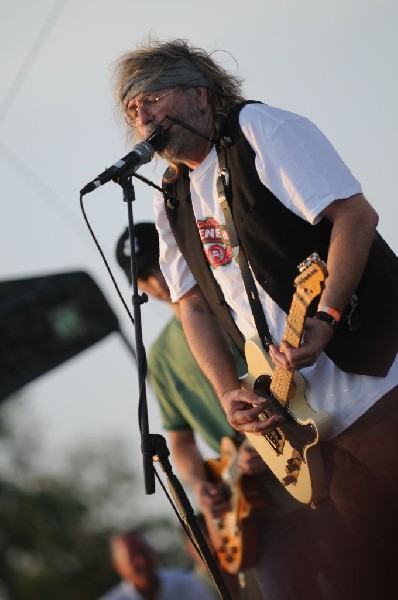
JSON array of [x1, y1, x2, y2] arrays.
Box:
[[197, 217, 233, 269]]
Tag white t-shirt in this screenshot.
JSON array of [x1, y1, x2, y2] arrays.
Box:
[[154, 103, 398, 439]]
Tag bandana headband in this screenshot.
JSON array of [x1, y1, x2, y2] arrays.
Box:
[[121, 58, 213, 105]]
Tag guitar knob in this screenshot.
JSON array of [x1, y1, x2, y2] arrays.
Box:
[[285, 462, 298, 473], [283, 474, 297, 486]]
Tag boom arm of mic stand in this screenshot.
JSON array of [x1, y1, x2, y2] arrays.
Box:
[[151, 435, 232, 600]]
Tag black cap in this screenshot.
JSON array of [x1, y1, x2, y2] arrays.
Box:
[[116, 222, 159, 284]]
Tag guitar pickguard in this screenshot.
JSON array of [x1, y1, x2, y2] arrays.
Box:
[[254, 374, 318, 458], [242, 334, 333, 504]]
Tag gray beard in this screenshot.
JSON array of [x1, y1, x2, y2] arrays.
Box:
[[159, 105, 208, 163]]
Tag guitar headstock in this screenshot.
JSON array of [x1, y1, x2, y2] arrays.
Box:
[[295, 252, 328, 303]]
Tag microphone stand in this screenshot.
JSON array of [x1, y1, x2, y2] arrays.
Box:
[[117, 173, 232, 600]]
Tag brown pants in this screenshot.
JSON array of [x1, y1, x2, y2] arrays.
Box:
[[318, 385, 398, 598], [240, 387, 398, 599]]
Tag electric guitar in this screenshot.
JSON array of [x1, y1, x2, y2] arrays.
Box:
[[204, 436, 266, 574], [240, 252, 333, 506]]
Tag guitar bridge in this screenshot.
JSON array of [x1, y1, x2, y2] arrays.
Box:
[[258, 410, 285, 455]]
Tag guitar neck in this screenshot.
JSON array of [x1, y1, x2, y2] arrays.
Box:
[[270, 292, 308, 407], [227, 457, 240, 487], [221, 439, 251, 488]]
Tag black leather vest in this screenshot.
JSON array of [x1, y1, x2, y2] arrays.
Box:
[[163, 102, 398, 376]]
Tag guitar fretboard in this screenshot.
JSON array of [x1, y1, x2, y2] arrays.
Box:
[[270, 291, 310, 407]]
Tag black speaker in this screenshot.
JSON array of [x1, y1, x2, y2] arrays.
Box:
[[0, 271, 119, 402]]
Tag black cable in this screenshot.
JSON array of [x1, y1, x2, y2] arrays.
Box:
[[79, 192, 135, 328]]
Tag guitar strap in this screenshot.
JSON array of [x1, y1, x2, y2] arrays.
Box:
[[216, 145, 273, 352]]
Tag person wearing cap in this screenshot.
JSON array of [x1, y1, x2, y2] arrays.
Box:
[[116, 223, 355, 600], [111, 39, 398, 598]]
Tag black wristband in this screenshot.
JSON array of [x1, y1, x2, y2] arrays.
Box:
[[314, 310, 338, 329]]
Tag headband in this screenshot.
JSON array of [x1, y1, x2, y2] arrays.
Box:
[[121, 58, 213, 105]]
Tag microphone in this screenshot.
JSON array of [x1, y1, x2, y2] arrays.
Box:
[[80, 125, 166, 196]]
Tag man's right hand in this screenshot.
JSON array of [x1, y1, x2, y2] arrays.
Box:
[[193, 480, 231, 518], [221, 388, 284, 435]]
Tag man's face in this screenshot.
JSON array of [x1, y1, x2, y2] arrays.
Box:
[[112, 534, 157, 590], [125, 88, 174, 131], [125, 86, 210, 164], [137, 266, 171, 303]]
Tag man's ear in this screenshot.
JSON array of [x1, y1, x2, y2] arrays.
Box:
[[195, 86, 208, 112]]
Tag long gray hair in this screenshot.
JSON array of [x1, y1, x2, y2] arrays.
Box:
[[112, 37, 246, 143]]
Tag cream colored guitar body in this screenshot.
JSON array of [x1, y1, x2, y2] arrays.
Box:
[[241, 338, 332, 505], [239, 253, 334, 505]]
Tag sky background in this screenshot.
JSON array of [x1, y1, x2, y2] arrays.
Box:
[[1, 0, 397, 517]]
